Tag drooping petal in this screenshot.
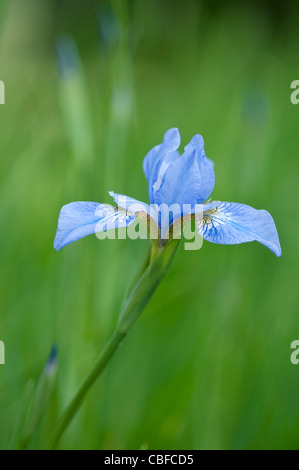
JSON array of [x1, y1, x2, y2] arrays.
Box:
[[201, 201, 222, 212], [154, 134, 215, 208], [94, 204, 136, 232], [109, 191, 160, 226], [109, 191, 151, 215], [167, 201, 222, 241], [54, 201, 135, 251], [143, 128, 181, 204], [197, 202, 281, 257]]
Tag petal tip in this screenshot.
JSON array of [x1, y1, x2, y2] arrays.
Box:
[[53, 235, 64, 251], [274, 244, 282, 257], [163, 127, 181, 148], [184, 134, 204, 153]]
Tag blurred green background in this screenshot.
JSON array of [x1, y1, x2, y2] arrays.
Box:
[[0, 0, 298, 450]]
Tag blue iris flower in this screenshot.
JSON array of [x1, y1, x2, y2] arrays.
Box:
[[54, 128, 281, 257]]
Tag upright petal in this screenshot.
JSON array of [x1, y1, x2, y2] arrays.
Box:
[[143, 128, 181, 204], [197, 202, 281, 257], [54, 201, 136, 251], [154, 134, 215, 207], [183, 134, 215, 203]]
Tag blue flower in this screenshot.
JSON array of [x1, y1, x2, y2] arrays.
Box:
[[54, 128, 281, 257]]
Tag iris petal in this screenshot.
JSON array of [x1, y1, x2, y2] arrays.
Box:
[[183, 134, 215, 203], [154, 134, 215, 207], [197, 202, 281, 257], [109, 191, 160, 227], [143, 128, 181, 204], [53, 201, 135, 251], [109, 191, 151, 214], [153, 147, 200, 206]]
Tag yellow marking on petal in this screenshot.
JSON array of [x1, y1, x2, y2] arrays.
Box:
[[170, 214, 194, 240], [136, 211, 159, 240]]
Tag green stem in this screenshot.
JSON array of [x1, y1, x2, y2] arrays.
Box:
[[124, 244, 151, 299], [149, 241, 160, 263], [47, 239, 180, 450], [47, 329, 125, 450]]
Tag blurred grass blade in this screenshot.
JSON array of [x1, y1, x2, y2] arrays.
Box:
[[12, 345, 58, 450], [56, 35, 95, 168], [9, 380, 35, 450]]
